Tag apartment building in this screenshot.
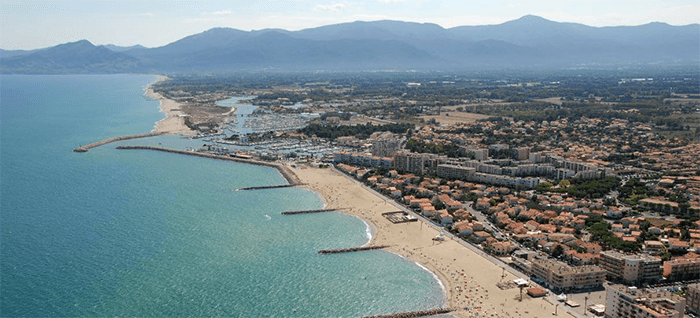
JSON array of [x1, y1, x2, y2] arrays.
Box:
[[333, 151, 393, 169], [687, 283, 700, 315], [436, 164, 476, 180], [530, 258, 605, 291], [662, 257, 700, 281], [599, 251, 662, 285], [604, 284, 685, 318], [393, 151, 442, 175]]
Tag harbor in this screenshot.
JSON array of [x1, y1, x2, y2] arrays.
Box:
[[114, 145, 302, 185]]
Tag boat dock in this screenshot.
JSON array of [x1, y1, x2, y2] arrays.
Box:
[[318, 245, 390, 255], [74, 132, 167, 152], [281, 208, 348, 215], [362, 308, 454, 318]]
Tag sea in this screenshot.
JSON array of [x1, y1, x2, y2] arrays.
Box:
[[0, 74, 445, 317]]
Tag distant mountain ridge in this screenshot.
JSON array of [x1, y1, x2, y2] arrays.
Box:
[[2, 15, 698, 74]]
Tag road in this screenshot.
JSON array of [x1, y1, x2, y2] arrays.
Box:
[[464, 202, 507, 240]]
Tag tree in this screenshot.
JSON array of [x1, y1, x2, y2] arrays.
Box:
[[552, 245, 565, 258]]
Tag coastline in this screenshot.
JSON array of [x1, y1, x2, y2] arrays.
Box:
[[290, 165, 557, 318], [144, 76, 195, 136]]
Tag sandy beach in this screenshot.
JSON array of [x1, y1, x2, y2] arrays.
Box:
[[144, 77, 195, 136], [291, 165, 559, 318]]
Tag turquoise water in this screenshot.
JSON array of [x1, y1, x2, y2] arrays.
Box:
[[0, 75, 444, 317]]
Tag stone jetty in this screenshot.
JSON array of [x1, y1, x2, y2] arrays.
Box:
[[281, 208, 348, 215], [317, 245, 390, 255], [237, 184, 305, 191], [74, 132, 167, 152], [115, 145, 302, 185], [362, 308, 454, 318]]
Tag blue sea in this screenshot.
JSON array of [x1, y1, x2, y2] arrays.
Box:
[[0, 75, 444, 317]]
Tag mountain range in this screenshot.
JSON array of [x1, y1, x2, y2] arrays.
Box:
[[2, 15, 698, 74]]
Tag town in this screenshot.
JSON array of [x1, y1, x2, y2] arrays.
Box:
[[156, 69, 699, 317]]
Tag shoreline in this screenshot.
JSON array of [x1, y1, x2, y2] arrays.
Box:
[[113, 145, 558, 316], [290, 165, 558, 318], [144, 76, 196, 136]]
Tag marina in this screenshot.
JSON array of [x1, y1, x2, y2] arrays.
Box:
[[114, 145, 302, 185], [215, 137, 346, 159]]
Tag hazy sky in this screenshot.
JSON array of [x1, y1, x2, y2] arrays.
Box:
[[2, 0, 698, 50]]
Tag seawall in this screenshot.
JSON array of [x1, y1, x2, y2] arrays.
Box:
[[74, 132, 167, 152], [115, 145, 302, 185]]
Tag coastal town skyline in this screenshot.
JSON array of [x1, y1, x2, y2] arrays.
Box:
[[2, 0, 699, 50], [2, 1, 699, 317]]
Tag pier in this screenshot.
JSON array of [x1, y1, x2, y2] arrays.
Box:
[[115, 145, 302, 185], [74, 132, 167, 152], [237, 184, 306, 191], [318, 245, 390, 255], [362, 308, 454, 318], [281, 208, 348, 215]]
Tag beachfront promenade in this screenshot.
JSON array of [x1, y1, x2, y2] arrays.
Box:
[[73, 132, 168, 152]]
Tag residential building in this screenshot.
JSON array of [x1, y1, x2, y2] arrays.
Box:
[[437, 164, 476, 181], [486, 240, 516, 255], [687, 283, 700, 315], [472, 231, 491, 243], [393, 151, 441, 175], [604, 284, 685, 318], [644, 241, 666, 255], [370, 133, 403, 157], [662, 257, 700, 281], [516, 147, 530, 161], [600, 251, 662, 285], [530, 258, 605, 291]]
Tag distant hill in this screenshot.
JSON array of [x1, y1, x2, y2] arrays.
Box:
[[2, 16, 698, 74], [0, 48, 39, 59], [1, 40, 141, 74], [449, 15, 700, 64], [102, 44, 147, 52]]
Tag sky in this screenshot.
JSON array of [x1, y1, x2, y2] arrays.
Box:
[[1, 0, 699, 50]]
